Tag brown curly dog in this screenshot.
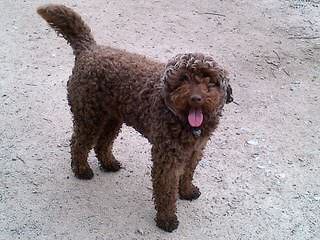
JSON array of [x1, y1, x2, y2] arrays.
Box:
[[37, 4, 233, 232]]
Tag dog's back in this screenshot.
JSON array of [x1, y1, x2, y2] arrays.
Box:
[[68, 45, 165, 118], [38, 4, 165, 126]]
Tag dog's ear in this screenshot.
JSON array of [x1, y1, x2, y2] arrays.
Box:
[[226, 84, 233, 104], [210, 67, 233, 104]]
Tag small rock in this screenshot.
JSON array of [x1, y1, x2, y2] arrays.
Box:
[[252, 153, 259, 158], [240, 127, 250, 133], [304, 120, 312, 125], [314, 195, 320, 201], [247, 139, 258, 146], [291, 81, 301, 85], [293, 194, 300, 199], [276, 173, 286, 179], [136, 229, 144, 235]]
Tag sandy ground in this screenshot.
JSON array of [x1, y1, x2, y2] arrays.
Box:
[[1, 0, 319, 239]]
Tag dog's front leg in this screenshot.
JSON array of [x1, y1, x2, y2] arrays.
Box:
[[179, 150, 202, 200], [151, 146, 183, 232]]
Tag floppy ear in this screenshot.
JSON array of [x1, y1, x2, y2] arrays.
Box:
[[226, 84, 233, 104], [210, 66, 233, 104]]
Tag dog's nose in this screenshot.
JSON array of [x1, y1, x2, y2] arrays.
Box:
[[191, 95, 203, 104]]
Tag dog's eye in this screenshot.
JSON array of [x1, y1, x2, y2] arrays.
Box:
[[179, 74, 189, 81], [198, 72, 209, 78], [208, 82, 219, 89]]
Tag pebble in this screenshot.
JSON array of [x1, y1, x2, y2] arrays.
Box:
[[276, 173, 286, 179], [247, 139, 259, 146], [291, 81, 301, 85], [136, 229, 144, 235], [252, 153, 259, 158], [314, 196, 320, 201], [240, 127, 251, 133]]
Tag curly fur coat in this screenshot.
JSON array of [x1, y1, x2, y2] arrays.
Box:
[[37, 4, 233, 232]]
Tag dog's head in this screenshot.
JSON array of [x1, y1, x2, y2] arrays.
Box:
[[162, 53, 233, 129]]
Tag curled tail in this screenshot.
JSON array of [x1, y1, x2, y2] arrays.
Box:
[[37, 4, 96, 55]]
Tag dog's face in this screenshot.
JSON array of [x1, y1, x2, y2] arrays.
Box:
[[162, 53, 233, 128]]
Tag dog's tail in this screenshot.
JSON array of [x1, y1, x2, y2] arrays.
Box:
[[37, 4, 96, 55]]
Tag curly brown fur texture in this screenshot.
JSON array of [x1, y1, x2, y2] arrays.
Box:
[[37, 4, 233, 232]]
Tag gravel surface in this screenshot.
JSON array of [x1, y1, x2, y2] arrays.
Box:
[[0, 0, 319, 239]]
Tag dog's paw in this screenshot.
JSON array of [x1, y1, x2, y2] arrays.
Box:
[[179, 185, 201, 201], [156, 216, 179, 232], [73, 167, 94, 180], [100, 160, 122, 172]]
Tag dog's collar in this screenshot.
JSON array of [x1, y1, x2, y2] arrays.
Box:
[[191, 128, 202, 138]]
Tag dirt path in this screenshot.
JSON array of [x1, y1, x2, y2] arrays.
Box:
[[0, 0, 319, 239]]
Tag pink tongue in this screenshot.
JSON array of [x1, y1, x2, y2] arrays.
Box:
[[188, 109, 203, 127]]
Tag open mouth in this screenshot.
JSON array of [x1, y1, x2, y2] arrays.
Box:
[[188, 108, 203, 127]]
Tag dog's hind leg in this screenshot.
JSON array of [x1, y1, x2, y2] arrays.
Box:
[[70, 123, 99, 180], [94, 118, 122, 172], [179, 150, 202, 200]]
